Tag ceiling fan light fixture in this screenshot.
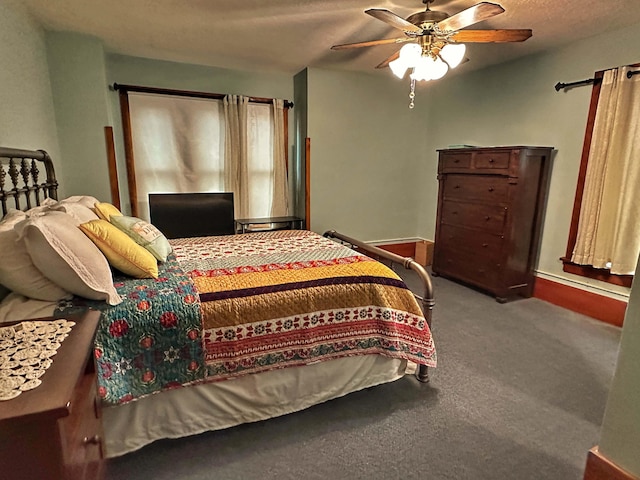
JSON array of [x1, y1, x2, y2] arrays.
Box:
[[410, 55, 448, 81], [389, 57, 409, 78], [331, 1, 531, 108], [390, 43, 423, 78], [440, 43, 466, 68], [399, 43, 422, 64]]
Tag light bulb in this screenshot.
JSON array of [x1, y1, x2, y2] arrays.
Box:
[[398, 43, 421, 67], [440, 43, 466, 68], [410, 55, 449, 82], [389, 58, 409, 79], [430, 56, 449, 79]]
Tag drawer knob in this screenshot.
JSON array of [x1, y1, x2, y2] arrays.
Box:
[[83, 435, 101, 445], [488, 187, 494, 192], [485, 215, 490, 221], [489, 158, 495, 163], [454, 159, 460, 163], [482, 243, 489, 248], [454, 184, 461, 189]]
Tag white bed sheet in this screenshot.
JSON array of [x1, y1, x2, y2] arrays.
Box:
[[0, 292, 57, 322], [103, 355, 414, 458], [0, 291, 416, 459]]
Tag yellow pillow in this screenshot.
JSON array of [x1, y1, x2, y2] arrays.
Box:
[[93, 202, 123, 221], [79, 220, 158, 279]]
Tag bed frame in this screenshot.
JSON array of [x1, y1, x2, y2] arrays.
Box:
[[0, 146, 435, 382], [0, 147, 58, 215]]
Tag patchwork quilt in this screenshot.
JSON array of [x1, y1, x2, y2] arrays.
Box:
[[59, 230, 436, 405]]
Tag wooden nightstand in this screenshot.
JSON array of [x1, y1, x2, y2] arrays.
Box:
[[0, 310, 104, 480]]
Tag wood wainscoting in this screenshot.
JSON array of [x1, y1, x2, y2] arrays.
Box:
[[533, 276, 627, 327], [376, 242, 627, 327], [375, 240, 434, 267], [584, 446, 639, 480], [376, 241, 416, 258]]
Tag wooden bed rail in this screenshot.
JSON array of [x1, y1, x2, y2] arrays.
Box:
[[323, 230, 435, 383]]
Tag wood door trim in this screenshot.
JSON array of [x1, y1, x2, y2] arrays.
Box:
[[104, 126, 120, 209]]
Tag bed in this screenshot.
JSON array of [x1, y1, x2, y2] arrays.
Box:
[[0, 147, 437, 458]]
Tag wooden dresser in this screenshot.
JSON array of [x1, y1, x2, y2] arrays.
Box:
[[0, 310, 104, 480], [432, 146, 553, 302]]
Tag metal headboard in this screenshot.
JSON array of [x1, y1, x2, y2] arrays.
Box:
[[0, 147, 58, 217]]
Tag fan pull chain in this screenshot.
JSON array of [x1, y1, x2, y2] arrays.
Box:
[[409, 78, 416, 109]]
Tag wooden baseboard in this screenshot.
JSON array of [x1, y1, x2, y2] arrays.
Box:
[[534, 277, 627, 327], [584, 446, 639, 480], [376, 241, 417, 258]]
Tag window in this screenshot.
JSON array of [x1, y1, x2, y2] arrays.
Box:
[[562, 64, 640, 287], [116, 85, 290, 221]]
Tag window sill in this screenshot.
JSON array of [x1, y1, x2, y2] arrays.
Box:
[[560, 257, 633, 288]]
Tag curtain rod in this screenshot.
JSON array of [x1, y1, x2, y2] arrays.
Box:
[[111, 83, 293, 108], [555, 67, 640, 91], [554, 77, 600, 92]]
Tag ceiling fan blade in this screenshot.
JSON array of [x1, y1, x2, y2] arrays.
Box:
[[437, 2, 505, 32], [365, 9, 423, 33], [451, 29, 532, 43], [375, 51, 400, 69], [331, 37, 413, 50]]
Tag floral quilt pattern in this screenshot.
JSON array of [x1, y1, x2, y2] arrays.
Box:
[[56, 256, 204, 405], [57, 230, 436, 406]]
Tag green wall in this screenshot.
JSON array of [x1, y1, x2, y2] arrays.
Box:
[[421, 22, 640, 301], [304, 67, 430, 240], [420, 22, 640, 476], [46, 32, 112, 201], [0, 0, 60, 182], [599, 256, 640, 475], [292, 69, 308, 219]]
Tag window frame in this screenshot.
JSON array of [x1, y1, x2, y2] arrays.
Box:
[[114, 83, 290, 218], [560, 66, 639, 288]]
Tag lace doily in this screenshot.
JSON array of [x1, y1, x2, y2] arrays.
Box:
[[0, 319, 75, 401]]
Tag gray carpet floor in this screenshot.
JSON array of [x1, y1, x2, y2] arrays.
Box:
[[105, 271, 621, 480]]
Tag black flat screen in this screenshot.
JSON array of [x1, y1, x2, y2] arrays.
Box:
[[149, 192, 235, 239]]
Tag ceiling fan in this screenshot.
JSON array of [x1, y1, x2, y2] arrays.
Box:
[[331, 1, 532, 106]]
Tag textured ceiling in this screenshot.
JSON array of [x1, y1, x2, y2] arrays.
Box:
[[21, 0, 640, 76]]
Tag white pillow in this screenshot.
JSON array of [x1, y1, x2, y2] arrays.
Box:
[[61, 195, 100, 210], [0, 292, 57, 324], [52, 200, 100, 224], [23, 200, 57, 218], [15, 211, 121, 305], [0, 210, 70, 301]]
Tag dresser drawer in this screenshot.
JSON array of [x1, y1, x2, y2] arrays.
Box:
[[439, 152, 472, 172], [435, 146, 553, 301], [434, 246, 502, 288], [473, 151, 511, 170], [437, 224, 504, 261], [440, 200, 507, 234], [61, 373, 103, 479], [442, 174, 509, 204]]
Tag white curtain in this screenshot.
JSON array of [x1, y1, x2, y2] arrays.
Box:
[[129, 93, 225, 220], [223, 95, 289, 219], [129, 92, 289, 222], [571, 66, 640, 274], [223, 95, 248, 218], [270, 99, 289, 217]]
